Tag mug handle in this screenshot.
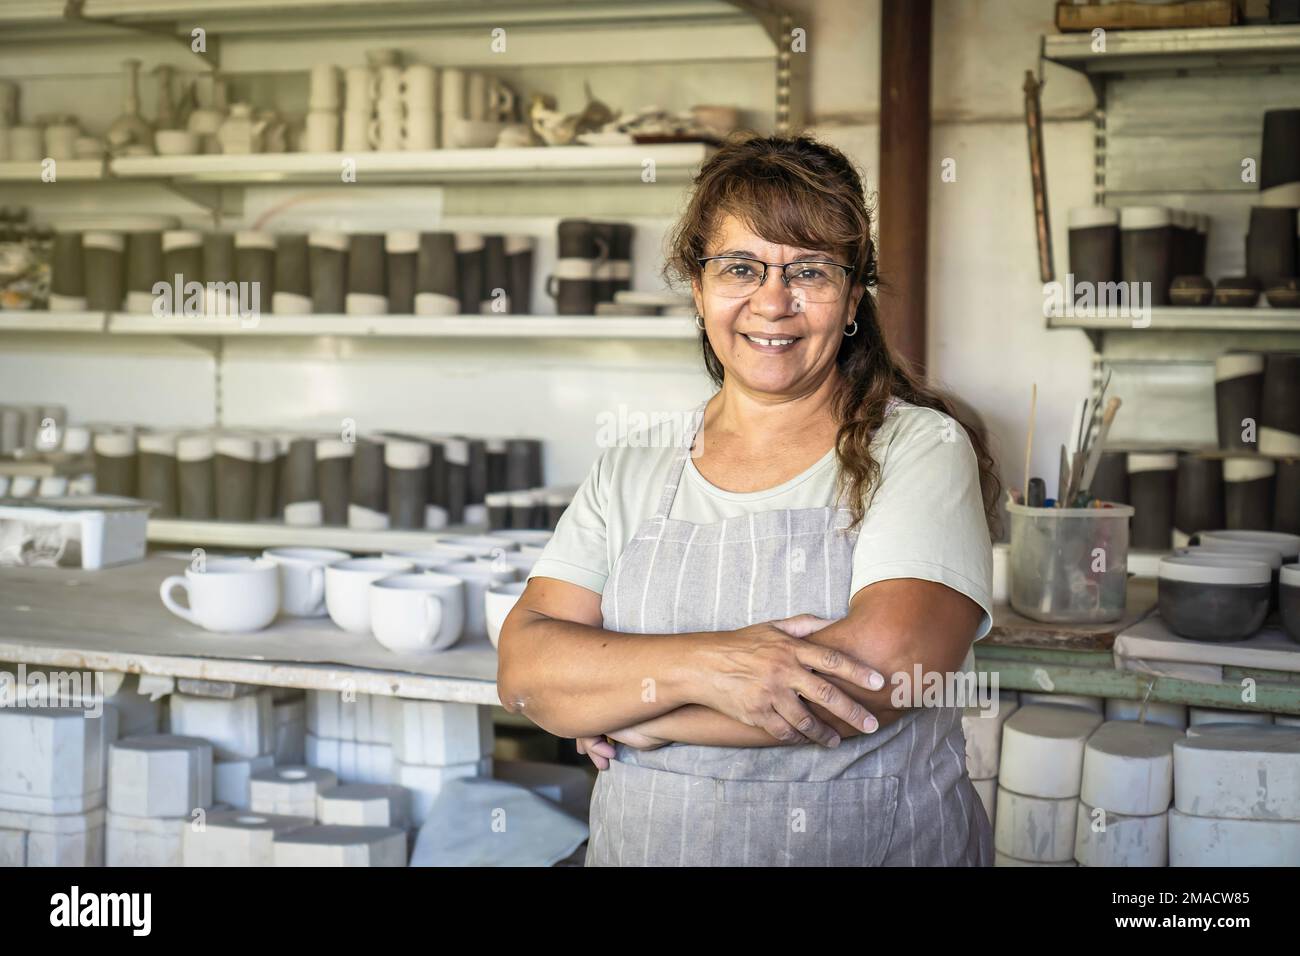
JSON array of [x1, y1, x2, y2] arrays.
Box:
[[422, 594, 443, 646], [160, 575, 200, 626], [307, 566, 326, 615], [368, 117, 381, 150], [545, 274, 559, 300]]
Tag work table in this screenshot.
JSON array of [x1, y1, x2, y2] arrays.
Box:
[[0, 557, 1296, 717]]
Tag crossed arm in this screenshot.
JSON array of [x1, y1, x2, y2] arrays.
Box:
[[495, 574, 983, 752]]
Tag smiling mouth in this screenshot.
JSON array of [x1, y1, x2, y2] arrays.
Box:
[[741, 332, 801, 350]]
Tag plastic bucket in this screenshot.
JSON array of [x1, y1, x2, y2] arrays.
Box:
[[1007, 502, 1134, 623]]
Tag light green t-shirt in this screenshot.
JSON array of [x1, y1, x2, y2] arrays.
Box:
[[530, 400, 994, 640]]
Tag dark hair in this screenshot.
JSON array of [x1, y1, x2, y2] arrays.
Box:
[[664, 133, 1001, 532]]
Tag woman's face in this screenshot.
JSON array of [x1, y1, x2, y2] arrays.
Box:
[[693, 214, 864, 399]]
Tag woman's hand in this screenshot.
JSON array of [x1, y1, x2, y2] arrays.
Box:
[[576, 725, 668, 771], [693, 614, 884, 747], [575, 735, 616, 770]]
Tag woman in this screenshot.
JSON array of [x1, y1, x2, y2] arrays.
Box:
[[498, 134, 999, 867]]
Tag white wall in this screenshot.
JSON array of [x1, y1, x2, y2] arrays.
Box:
[[785, 0, 1098, 505], [1, 1, 1100, 498]]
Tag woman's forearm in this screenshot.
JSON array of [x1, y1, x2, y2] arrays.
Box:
[[497, 608, 711, 738], [622, 701, 904, 749]]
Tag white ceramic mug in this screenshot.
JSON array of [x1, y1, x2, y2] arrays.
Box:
[[44, 124, 78, 160], [437, 534, 520, 558], [374, 65, 403, 109], [371, 103, 405, 151], [324, 556, 413, 634], [401, 64, 437, 109], [485, 580, 527, 649], [309, 63, 340, 111], [403, 107, 435, 150], [9, 126, 42, 161], [155, 129, 200, 156], [369, 574, 450, 653], [304, 110, 339, 153], [160, 557, 280, 633], [382, 548, 466, 570], [433, 560, 519, 642], [263, 547, 350, 617], [341, 110, 372, 152], [344, 66, 374, 114]]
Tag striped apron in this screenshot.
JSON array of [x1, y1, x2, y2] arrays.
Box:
[[586, 407, 992, 866]]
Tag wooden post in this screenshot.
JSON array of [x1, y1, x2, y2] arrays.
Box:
[[877, 0, 932, 373]]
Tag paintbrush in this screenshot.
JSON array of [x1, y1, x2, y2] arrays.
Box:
[[1079, 397, 1122, 498], [1023, 383, 1037, 502]]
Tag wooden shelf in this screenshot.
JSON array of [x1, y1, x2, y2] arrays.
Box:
[[108, 143, 712, 185], [1048, 305, 1300, 333], [1044, 24, 1300, 74]]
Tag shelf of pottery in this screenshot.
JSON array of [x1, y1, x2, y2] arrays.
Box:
[[0, 204, 696, 334], [0, 677, 591, 867], [0, 406, 574, 552], [965, 691, 1300, 867]]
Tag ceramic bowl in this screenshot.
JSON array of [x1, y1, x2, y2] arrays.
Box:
[[156, 129, 200, 155], [485, 580, 527, 649], [1169, 275, 1213, 307], [1214, 277, 1262, 308], [1158, 554, 1271, 642], [1196, 529, 1300, 562], [1265, 278, 1300, 308], [1281, 564, 1300, 644], [444, 118, 507, 149]]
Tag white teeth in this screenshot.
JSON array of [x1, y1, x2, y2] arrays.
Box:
[[744, 334, 795, 347]]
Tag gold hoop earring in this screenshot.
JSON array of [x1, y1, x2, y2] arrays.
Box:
[[695, 313, 705, 331], [843, 321, 858, 337]]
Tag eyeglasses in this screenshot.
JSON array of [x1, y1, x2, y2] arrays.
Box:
[[697, 255, 853, 304]]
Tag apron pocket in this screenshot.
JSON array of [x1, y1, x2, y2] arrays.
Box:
[[713, 775, 900, 867]]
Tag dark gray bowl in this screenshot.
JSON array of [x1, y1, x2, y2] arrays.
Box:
[[1158, 554, 1271, 642]]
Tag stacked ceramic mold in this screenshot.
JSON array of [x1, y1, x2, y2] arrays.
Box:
[[106, 734, 215, 866], [1169, 710, 1300, 866], [31, 417, 565, 533], [43, 225, 538, 318], [0, 671, 162, 866], [960, 690, 1020, 830], [966, 691, 1300, 866]]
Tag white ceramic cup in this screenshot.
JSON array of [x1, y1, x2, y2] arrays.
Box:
[[433, 560, 519, 642], [403, 108, 435, 150], [371, 104, 405, 151], [44, 124, 78, 160], [341, 110, 372, 152], [263, 547, 350, 617], [369, 574, 451, 653], [344, 66, 374, 113], [309, 63, 341, 111], [437, 534, 519, 558], [159, 557, 280, 633], [382, 548, 466, 570], [155, 129, 200, 156], [401, 64, 437, 108], [304, 110, 339, 152], [485, 580, 527, 649], [375, 65, 404, 108], [324, 556, 413, 634], [9, 126, 42, 161]]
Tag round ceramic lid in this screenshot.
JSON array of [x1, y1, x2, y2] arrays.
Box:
[[1199, 529, 1300, 560], [1158, 553, 1271, 585], [1181, 541, 1283, 570]]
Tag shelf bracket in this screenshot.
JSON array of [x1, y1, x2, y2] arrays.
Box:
[[160, 181, 239, 220], [62, 0, 219, 70]]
